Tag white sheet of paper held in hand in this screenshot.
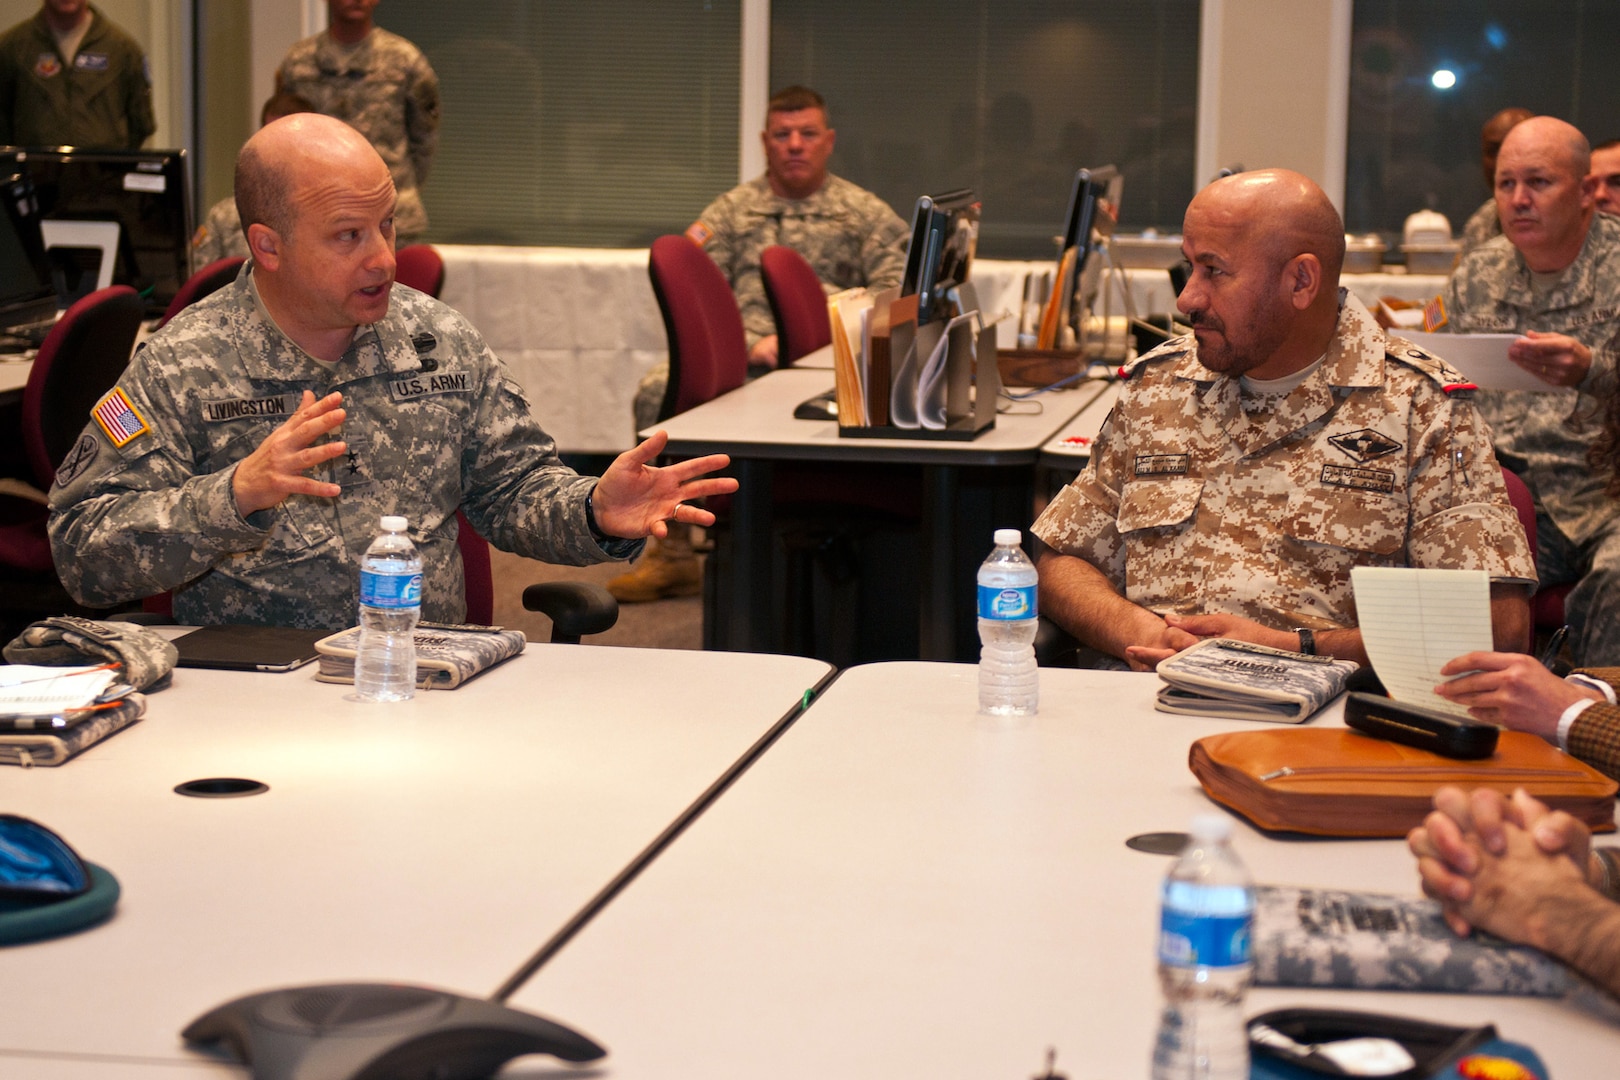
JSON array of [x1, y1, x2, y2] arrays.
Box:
[[1351, 567, 1493, 718], [1401, 330, 1559, 393]]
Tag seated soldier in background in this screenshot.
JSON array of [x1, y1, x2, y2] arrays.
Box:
[[190, 90, 314, 272], [48, 115, 735, 629], [612, 85, 909, 603], [1591, 138, 1620, 216], [1409, 787, 1620, 1000], [1034, 169, 1534, 670], [1442, 116, 1620, 668], [1458, 107, 1533, 257]]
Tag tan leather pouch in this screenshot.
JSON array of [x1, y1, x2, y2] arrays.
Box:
[[1188, 728, 1618, 837]]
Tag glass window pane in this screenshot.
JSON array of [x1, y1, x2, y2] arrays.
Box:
[[383, 1, 739, 247], [1348, 1, 1620, 239], [771, 1, 1200, 259]]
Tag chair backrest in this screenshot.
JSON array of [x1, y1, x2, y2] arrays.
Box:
[[456, 509, 493, 625], [1500, 466, 1537, 566], [143, 509, 495, 624], [21, 284, 145, 487], [157, 257, 245, 328], [395, 244, 445, 298], [647, 235, 748, 421], [760, 244, 831, 365]]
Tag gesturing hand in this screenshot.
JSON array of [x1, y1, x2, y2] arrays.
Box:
[[231, 390, 348, 517], [591, 429, 739, 539]]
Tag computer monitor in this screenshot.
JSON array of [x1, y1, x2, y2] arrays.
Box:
[[0, 170, 61, 343], [1057, 165, 1123, 340], [0, 146, 192, 316], [899, 189, 980, 325]]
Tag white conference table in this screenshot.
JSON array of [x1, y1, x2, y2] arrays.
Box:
[[0, 641, 832, 1076], [524, 662, 1620, 1079], [646, 367, 1094, 661]]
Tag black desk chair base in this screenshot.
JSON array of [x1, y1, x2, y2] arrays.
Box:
[[522, 581, 619, 644]]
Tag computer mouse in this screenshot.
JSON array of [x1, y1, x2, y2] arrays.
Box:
[[182, 982, 605, 1080]]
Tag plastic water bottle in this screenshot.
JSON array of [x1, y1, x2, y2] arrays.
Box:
[[1151, 815, 1254, 1080], [977, 528, 1038, 716], [354, 515, 422, 702]]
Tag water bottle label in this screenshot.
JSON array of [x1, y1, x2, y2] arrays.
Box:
[[361, 569, 422, 608], [1158, 910, 1251, 968], [978, 583, 1036, 620]]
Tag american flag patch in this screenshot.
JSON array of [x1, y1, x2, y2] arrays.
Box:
[[684, 220, 713, 246], [1422, 294, 1448, 332], [92, 388, 149, 447]]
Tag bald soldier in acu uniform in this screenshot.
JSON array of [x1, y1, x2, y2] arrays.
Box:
[[47, 115, 735, 629], [1033, 170, 1535, 671]]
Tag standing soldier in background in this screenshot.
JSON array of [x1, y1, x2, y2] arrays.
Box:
[[0, 0, 154, 148], [277, 0, 439, 242]]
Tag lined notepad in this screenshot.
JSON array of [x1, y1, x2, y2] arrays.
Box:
[[1351, 567, 1493, 717]]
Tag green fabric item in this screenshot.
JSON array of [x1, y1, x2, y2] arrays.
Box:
[[0, 861, 118, 944]]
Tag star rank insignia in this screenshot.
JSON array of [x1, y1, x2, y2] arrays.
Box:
[[1328, 428, 1401, 463]]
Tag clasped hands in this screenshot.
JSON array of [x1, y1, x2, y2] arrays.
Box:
[[231, 390, 738, 537], [1407, 786, 1598, 946], [1121, 612, 1287, 672]]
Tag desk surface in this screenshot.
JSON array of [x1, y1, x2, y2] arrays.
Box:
[[526, 663, 1620, 1079], [649, 368, 1088, 467], [0, 354, 29, 404], [0, 643, 830, 1072]]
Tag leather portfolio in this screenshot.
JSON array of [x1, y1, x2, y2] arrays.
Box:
[[1188, 728, 1617, 837]]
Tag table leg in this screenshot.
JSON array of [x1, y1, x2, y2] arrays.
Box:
[[919, 464, 959, 661], [726, 458, 774, 652]]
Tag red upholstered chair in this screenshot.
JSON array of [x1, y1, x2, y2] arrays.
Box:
[[760, 245, 831, 366], [394, 244, 445, 298], [156, 257, 245, 329], [1500, 466, 1575, 633], [647, 234, 748, 420], [142, 509, 498, 626], [0, 285, 144, 631]]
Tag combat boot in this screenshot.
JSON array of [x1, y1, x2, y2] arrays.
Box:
[[605, 528, 702, 602]]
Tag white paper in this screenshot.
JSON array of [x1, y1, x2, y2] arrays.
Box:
[[1401, 330, 1560, 393], [1351, 567, 1493, 717], [0, 664, 118, 716], [916, 310, 978, 430]]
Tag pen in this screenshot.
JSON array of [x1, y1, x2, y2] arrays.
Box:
[[1539, 625, 1569, 669]]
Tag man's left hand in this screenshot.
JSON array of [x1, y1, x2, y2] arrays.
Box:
[[1508, 331, 1590, 387], [591, 430, 739, 539]]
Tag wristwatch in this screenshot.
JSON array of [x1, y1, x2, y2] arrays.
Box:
[[1294, 627, 1317, 656]]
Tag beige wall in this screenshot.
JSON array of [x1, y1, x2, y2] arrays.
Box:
[[1198, 0, 1352, 211]]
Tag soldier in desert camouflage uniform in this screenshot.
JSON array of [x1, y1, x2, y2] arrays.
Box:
[[617, 86, 908, 603], [277, 0, 439, 241], [1443, 116, 1620, 667], [47, 115, 735, 629], [1035, 169, 1533, 671]]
